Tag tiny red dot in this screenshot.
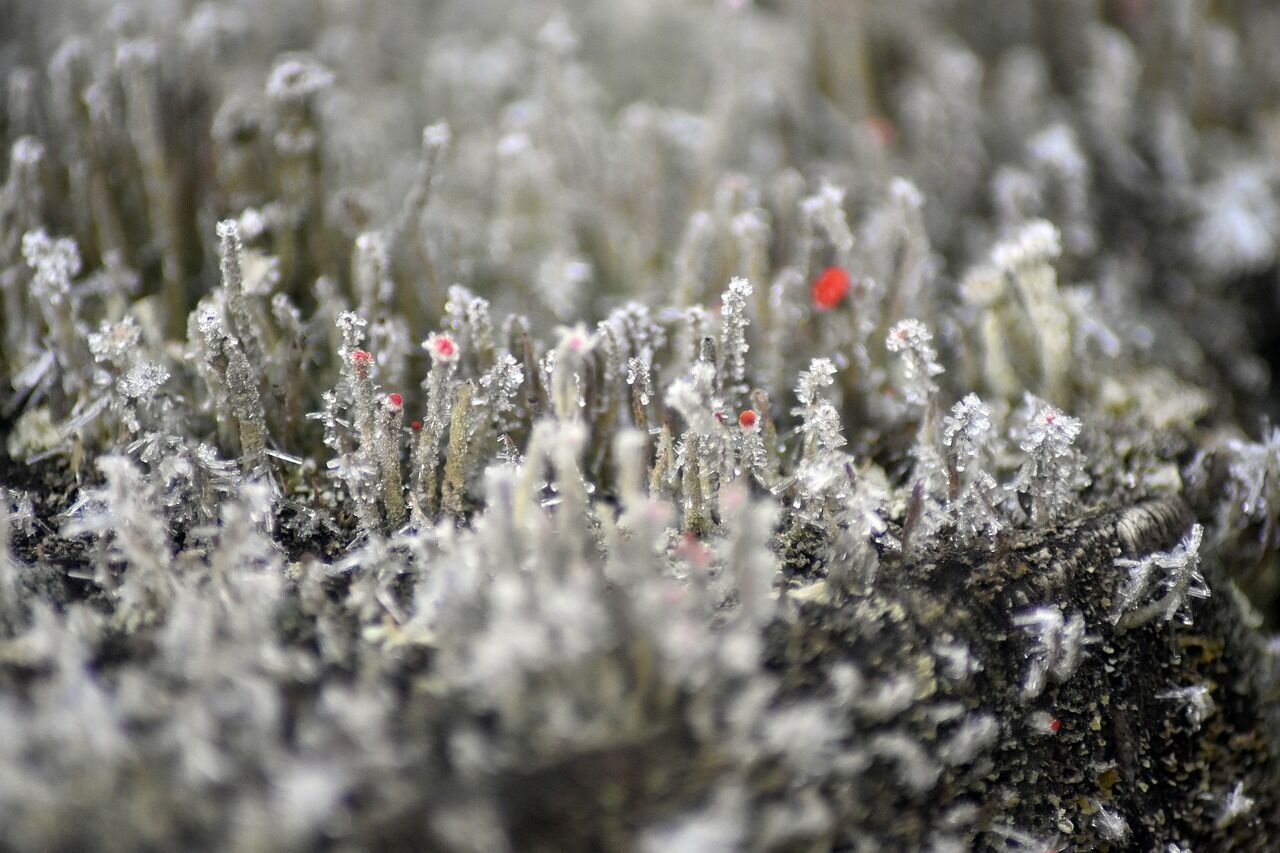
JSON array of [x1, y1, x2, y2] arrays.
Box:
[[410, 420, 422, 431], [352, 349, 373, 362], [738, 409, 758, 429], [1049, 718, 1061, 733], [866, 115, 897, 147], [387, 393, 403, 408], [812, 267, 851, 311]]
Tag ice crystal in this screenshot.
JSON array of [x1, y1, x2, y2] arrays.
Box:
[[1157, 684, 1215, 731], [719, 276, 753, 398], [1012, 605, 1090, 698], [117, 362, 169, 400], [1112, 524, 1209, 629], [886, 319, 943, 406], [22, 229, 81, 301], [942, 393, 992, 474], [1013, 403, 1086, 525]]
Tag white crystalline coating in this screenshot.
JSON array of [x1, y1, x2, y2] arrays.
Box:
[[942, 393, 993, 479], [11, 135, 44, 165], [719, 277, 753, 391], [625, 356, 653, 406], [1012, 605, 1090, 697], [1218, 781, 1255, 826], [1193, 165, 1279, 277], [336, 311, 367, 354], [266, 54, 334, 101], [88, 317, 142, 365], [991, 220, 1061, 271], [477, 354, 524, 416], [1157, 684, 1215, 730], [886, 319, 943, 405], [423, 121, 452, 149], [801, 182, 855, 254], [1112, 524, 1209, 627], [237, 207, 268, 240], [1021, 405, 1082, 456], [22, 229, 82, 298], [889, 176, 924, 210], [118, 362, 170, 399], [795, 358, 837, 407], [943, 394, 991, 449], [1092, 804, 1131, 843]]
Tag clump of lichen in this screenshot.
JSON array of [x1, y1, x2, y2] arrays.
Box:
[[2, 1, 1280, 850]]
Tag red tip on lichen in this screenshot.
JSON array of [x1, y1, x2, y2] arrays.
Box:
[[425, 333, 459, 363], [866, 114, 897, 147], [738, 409, 758, 429], [351, 349, 373, 378], [1049, 717, 1061, 733], [387, 393, 403, 409], [812, 266, 851, 311], [410, 419, 422, 431]]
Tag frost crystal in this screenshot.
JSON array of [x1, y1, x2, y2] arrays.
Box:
[[1012, 605, 1090, 698], [118, 362, 169, 399], [266, 54, 334, 102], [625, 356, 653, 406], [1014, 403, 1086, 524], [942, 393, 992, 472], [1157, 684, 1215, 731], [991, 220, 1061, 271], [1112, 524, 1209, 629], [719, 277, 752, 397], [22, 229, 82, 301], [886, 319, 943, 406], [1092, 803, 1131, 843], [88, 317, 142, 366]]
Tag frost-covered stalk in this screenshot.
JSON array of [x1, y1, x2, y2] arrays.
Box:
[[716, 482, 778, 626], [550, 324, 592, 421], [942, 393, 1003, 546], [440, 381, 475, 518], [732, 209, 772, 338], [453, 286, 497, 372], [718, 277, 752, 403], [414, 332, 460, 518], [794, 358, 843, 462], [798, 182, 855, 274], [992, 220, 1072, 404], [1112, 524, 1209, 630], [1014, 403, 1085, 525], [1, 138, 45, 353], [608, 429, 672, 585], [550, 421, 590, 552], [197, 309, 268, 477], [378, 393, 406, 527], [0, 489, 23, 632], [349, 349, 377, 460], [885, 319, 943, 410], [217, 219, 267, 372], [21, 229, 84, 392], [673, 210, 714, 308], [733, 409, 768, 483], [118, 41, 184, 331], [941, 393, 992, 495], [667, 360, 723, 535], [388, 122, 450, 314], [352, 231, 392, 318]]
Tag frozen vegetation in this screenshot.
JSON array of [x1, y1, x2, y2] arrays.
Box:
[[1, 0, 1280, 850]]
